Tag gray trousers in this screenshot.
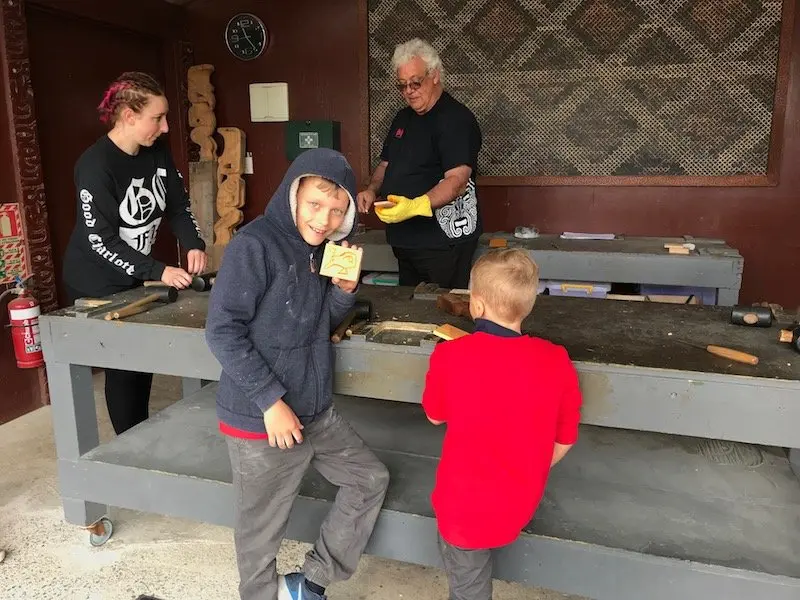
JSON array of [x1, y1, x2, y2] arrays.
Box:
[[438, 534, 495, 600], [226, 406, 390, 600]]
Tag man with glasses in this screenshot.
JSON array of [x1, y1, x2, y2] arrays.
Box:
[[357, 38, 483, 289]]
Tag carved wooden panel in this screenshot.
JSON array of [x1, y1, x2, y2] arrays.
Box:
[[214, 127, 246, 248], [1, 0, 57, 310], [369, 0, 786, 183]]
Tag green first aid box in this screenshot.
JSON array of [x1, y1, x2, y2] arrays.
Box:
[[285, 120, 341, 160]]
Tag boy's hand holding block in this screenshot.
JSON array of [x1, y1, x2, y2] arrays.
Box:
[[319, 242, 363, 282]]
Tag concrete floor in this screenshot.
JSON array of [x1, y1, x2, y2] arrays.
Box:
[[0, 373, 582, 600]]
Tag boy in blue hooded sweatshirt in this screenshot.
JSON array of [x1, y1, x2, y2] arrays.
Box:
[[206, 149, 390, 600]]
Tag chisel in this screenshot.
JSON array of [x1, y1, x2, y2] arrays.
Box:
[[675, 339, 759, 365]]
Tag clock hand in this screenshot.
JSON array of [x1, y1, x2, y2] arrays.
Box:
[[241, 29, 257, 50]]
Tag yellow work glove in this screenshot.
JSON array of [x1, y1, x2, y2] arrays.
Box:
[[375, 194, 433, 224]]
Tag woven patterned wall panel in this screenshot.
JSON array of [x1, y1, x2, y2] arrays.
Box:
[[368, 0, 783, 177]]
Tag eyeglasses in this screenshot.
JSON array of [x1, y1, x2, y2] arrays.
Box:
[[395, 76, 427, 93]]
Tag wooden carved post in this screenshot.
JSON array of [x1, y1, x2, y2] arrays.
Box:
[[187, 64, 218, 268], [1, 0, 58, 311], [187, 64, 217, 160], [213, 127, 246, 266]]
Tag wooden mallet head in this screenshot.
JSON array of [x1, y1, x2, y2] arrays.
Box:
[[190, 272, 217, 292]]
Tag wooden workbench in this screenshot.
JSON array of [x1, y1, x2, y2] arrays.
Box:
[[39, 287, 800, 600], [354, 230, 744, 305]]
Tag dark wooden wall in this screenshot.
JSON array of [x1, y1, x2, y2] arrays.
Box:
[[28, 7, 169, 305], [187, 0, 367, 226], [0, 0, 187, 424]]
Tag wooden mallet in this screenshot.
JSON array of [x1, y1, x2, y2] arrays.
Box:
[[104, 287, 179, 321], [331, 300, 373, 343]]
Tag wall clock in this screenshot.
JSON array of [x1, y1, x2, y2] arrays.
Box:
[[225, 13, 268, 61]]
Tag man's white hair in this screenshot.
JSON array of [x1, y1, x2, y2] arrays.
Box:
[[391, 38, 444, 80]]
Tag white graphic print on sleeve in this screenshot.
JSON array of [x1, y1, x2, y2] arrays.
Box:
[[435, 178, 478, 239], [118, 168, 168, 254]]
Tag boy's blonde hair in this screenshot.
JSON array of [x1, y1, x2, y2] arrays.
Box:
[[470, 249, 539, 322], [299, 175, 348, 201]]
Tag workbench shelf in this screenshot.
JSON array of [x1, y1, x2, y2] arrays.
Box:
[[354, 230, 744, 306], [63, 387, 800, 600]]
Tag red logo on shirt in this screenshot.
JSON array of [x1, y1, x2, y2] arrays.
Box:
[[395, 128, 404, 138]]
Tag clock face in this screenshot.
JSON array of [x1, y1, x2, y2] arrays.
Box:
[[225, 13, 268, 61]]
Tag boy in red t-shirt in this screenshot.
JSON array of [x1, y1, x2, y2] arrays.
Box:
[[422, 248, 582, 600]]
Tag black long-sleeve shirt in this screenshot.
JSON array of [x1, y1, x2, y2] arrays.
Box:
[[63, 135, 205, 297]]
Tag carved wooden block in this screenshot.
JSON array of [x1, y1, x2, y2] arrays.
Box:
[[214, 177, 245, 247], [217, 127, 246, 179], [188, 64, 217, 161], [436, 292, 471, 319], [188, 64, 216, 108], [319, 243, 363, 282], [214, 127, 247, 249]]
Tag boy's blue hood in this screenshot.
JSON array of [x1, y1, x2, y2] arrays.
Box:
[[265, 148, 358, 243]]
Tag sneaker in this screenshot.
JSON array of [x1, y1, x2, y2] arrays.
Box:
[[277, 572, 326, 600]]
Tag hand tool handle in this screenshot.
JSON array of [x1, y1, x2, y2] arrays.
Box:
[[560, 283, 596, 294], [104, 293, 161, 321], [345, 320, 368, 338], [143, 281, 170, 287], [107, 306, 149, 320], [706, 345, 759, 365], [331, 307, 358, 343], [779, 326, 800, 352]]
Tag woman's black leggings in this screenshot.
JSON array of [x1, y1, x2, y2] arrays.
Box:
[[64, 284, 152, 434], [102, 369, 153, 434]]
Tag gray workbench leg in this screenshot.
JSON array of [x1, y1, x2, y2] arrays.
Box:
[[790, 448, 800, 479], [182, 377, 211, 397], [46, 362, 106, 526], [716, 287, 739, 306]]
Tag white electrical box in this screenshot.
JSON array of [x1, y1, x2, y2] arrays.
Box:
[[249, 82, 289, 122]]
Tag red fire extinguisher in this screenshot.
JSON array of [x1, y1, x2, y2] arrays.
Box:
[[2, 278, 44, 369]]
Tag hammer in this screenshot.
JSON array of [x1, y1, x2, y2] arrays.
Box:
[[730, 305, 773, 327], [190, 272, 217, 292], [331, 299, 373, 343], [144, 272, 217, 292], [104, 287, 178, 321]]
